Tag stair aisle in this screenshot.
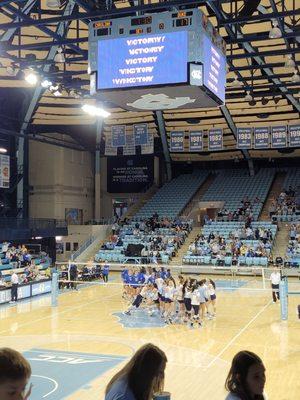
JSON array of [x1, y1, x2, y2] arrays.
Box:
[[170, 227, 200, 265], [260, 171, 286, 220]]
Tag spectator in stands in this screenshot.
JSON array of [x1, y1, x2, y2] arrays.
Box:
[[105, 343, 167, 400], [225, 350, 266, 400], [0, 348, 32, 400]]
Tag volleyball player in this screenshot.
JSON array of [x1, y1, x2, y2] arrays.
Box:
[[183, 278, 193, 324], [207, 278, 217, 317], [191, 282, 202, 328], [163, 280, 175, 324], [124, 284, 150, 315], [176, 275, 186, 323], [198, 280, 207, 322]]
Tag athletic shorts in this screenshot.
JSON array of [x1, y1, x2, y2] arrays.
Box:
[[154, 299, 160, 304], [178, 299, 184, 304], [204, 297, 208, 302], [210, 294, 216, 301], [164, 298, 173, 303], [132, 294, 143, 308], [184, 298, 192, 312], [192, 304, 200, 315]]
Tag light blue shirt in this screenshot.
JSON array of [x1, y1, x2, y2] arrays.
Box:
[[105, 377, 136, 400]]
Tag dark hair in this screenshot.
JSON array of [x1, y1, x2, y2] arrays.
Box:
[[225, 350, 265, 400], [209, 279, 216, 289], [105, 343, 167, 400], [0, 348, 31, 383]]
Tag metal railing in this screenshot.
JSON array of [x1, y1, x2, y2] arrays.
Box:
[[70, 235, 96, 261]]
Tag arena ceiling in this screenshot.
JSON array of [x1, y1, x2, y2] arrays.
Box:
[[0, 0, 299, 161]]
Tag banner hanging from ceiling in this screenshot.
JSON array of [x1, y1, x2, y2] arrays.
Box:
[[271, 125, 287, 148], [189, 131, 203, 152], [237, 127, 252, 149], [208, 128, 223, 151], [254, 127, 269, 149], [170, 131, 184, 152], [112, 125, 126, 147], [289, 124, 300, 147], [134, 123, 148, 146], [0, 155, 9, 189]]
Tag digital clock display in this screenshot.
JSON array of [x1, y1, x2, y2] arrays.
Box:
[[131, 16, 152, 26]]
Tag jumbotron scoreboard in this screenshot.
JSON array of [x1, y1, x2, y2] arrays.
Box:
[[88, 9, 227, 110]]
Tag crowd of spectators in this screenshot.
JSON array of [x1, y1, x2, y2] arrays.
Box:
[[188, 224, 274, 264], [269, 186, 300, 218], [216, 196, 261, 223], [0, 242, 34, 268], [286, 223, 300, 260], [99, 214, 192, 263]]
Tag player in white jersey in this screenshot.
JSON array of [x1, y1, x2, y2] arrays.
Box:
[[198, 280, 208, 323], [176, 275, 186, 323], [191, 282, 202, 328], [146, 283, 160, 316], [183, 278, 193, 324], [163, 280, 175, 324], [207, 278, 217, 316]]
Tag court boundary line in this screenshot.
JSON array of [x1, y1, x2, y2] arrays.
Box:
[[204, 300, 272, 369]]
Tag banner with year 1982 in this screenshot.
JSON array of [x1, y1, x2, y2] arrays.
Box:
[[208, 128, 223, 151]]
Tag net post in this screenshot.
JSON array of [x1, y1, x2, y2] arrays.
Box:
[[68, 259, 71, 281], [279, 277, 288, 321], [51, 271, 59, 307], [262, 267, 266, 290]]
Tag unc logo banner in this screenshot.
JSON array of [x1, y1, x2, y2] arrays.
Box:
[[237, 127, 252, 149], [134, 123, 148, 145], [189, 131, 203, 151], [170, 131, 184, 152], [271, 126, 287, 148], [289, 124, 300, 147], [208, 128, 223, 151], [254, 127, 269, 149], [112, 125, 126, 147]]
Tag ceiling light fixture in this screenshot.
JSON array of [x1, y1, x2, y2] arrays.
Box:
[[291, 70, 300, 83], [269, 19, 282, 39], [81, 104, 111, 118], [273, 96, 280, 104], [232, 75, 242, 88], [41, 79, 52, 88], [249, 99, 256, 107], [244, 91, 253, 102], [25, 71, 38, 85], [261, 97, 269, 105], [0, 148, 7, 153], [54, 47, 65, 63], [284, 54, 295, 68], [46, 0, 60, 8]]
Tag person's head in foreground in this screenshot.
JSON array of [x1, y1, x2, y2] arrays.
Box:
[[0, 348, 32, 400], [105, 343, 167, 400], [225, 350, 266, 400]]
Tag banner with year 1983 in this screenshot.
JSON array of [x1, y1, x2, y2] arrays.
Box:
[[237, 127, 252, 149], [271, 126, 287, 148]]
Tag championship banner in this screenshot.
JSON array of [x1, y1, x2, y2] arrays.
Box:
[[141, 133, 154, 154], [0, 155, 9, 188], [104, 134, 117, 156], [170, 131, 184, 152], [271, 126, 287, 148], [123, 131, 136, 156], [111, 125, 126, 147], [134, 123, 148, 146], [189, 131, 203, 152], [208, 128, 223, 151], [237, 127, 252, 149], [289, 124, 300, 147], [254, 127, 269, 149]]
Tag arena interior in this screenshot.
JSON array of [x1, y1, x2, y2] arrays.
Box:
[[0, 1, 299, 399]]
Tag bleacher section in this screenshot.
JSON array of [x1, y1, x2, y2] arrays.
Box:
[[272, 168, 300, 222], [286, 223, 300, 267], [95, 219, 192, 264], [135, 171, 208, 219], [183, 221, 277, 267], [201, 169, 275, 220]]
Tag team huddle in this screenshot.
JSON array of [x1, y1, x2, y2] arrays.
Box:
[[121, 266, 216, 327]]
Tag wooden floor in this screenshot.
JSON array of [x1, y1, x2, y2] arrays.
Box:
[[1, 273, 299, 400]]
